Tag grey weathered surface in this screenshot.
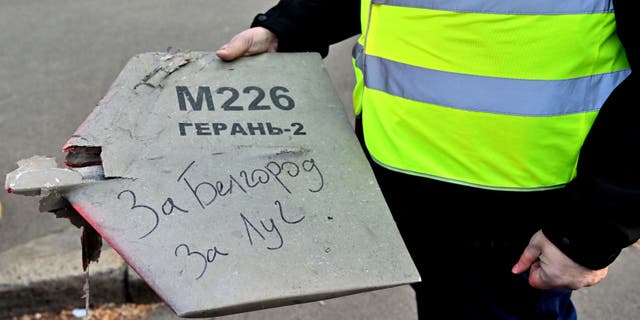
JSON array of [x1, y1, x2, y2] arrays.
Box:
[[55, 52, 419, 317]]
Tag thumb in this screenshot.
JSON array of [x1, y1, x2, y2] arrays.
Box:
[[216, 34, 252, 61], [216, 27, 277, 62], [512, 245, 541, 274]]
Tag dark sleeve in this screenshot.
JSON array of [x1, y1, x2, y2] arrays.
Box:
[[249, 0, 361, 58], [542, 0, 640, 270]]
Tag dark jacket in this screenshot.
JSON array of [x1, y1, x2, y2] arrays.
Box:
[[251, 0, 640, 270]]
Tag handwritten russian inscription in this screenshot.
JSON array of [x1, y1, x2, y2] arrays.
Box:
[[241, 200, 305, 251], [116, 157, 323, 280], [174, 243, 229, 280], [177, 158, 323, 210]]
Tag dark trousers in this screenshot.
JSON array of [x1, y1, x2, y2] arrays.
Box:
[[354, 117, 576, 319]]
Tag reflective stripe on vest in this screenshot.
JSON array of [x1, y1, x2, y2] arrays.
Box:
[[353, 0, 630, 190]]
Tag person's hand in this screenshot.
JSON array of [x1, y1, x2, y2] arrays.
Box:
[[512, 230, 608, 290], [216, 27, 278, 61]]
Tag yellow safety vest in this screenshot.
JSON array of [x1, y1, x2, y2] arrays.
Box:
[[353, 0, 631, 191]]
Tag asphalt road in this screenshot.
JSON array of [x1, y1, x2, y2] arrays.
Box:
[[1, 1, 638, 319]]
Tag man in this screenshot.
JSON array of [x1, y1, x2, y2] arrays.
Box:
[[216, 1, 639, 318]]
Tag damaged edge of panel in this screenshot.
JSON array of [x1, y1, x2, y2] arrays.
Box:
[[133, 51, 206, 90], [4, 146, 113, 197]]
